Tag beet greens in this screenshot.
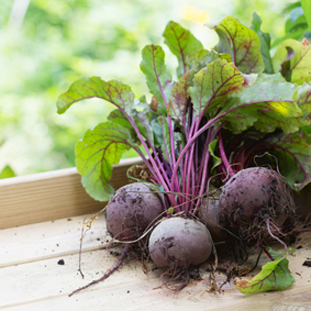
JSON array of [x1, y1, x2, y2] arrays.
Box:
[[57, 16, 311, 214]]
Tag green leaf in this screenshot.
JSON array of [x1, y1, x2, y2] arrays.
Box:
[[185, 49, 211, 69], [285, 12, 307, 34], [107, 109, 144, 146], [134, 110, 157, 145], [189, 58, 245, 117], [168, 69, 193, 123], [251, 13, 274, 74], [107, 109, 135, 131], [221, 74, 298, 134], [167, 207, 174, 215], [302, 0, 311, 32], [185, 49, 233, 73], [295, 83, 311, 123], [0, 165, 16, 179], [57, 77, 135, 115], [272, 38, 311, 85], [253, 100, 302, 134], [259, 83, 311, 134], [163, 20, 203, 77], [271, 29, 308, 48], [157, 115, 174, 163], [267, 131, 311, 190], [140, 45, 174, 113], [75, 121, 133, 201], [208, 16, 265, 74], [208, 138, 222, 170], [289, 7, 305, 24], [235, 248, 295, 294], [282, 1, 301, 14]]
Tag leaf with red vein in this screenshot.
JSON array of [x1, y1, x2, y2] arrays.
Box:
[[235, 248, 295, 294], [140, 44, 174, 112], [189, 58, 244, 117], [221, 74, 298, 133], [266, 131, 311, 190], [163, 20, 203, 76], [208, 16, 265, 74], [57, 77, 135, 115], [272, 38, 311, 84], [168, 69, 193, 123], [75, 122, 133, 201]]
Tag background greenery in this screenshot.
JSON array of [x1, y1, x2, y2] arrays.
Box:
[[1, 0, 296, 176]]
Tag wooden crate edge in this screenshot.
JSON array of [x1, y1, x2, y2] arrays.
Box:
[[0, 158, 142, 229]]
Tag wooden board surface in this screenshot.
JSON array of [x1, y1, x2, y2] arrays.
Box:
[[1, 214, 311, 310], [0, 158, 141, 229]]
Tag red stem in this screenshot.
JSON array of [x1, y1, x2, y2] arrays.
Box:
[[258, 243, 274, 261], [218, 131, 235, 178]]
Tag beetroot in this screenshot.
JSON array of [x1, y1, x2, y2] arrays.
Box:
[[106, 182, 164, 241], [219, 167, 296, 245], [149, 217, 213, 268], [198, 197, 225, 242], [69, 182, 164, 296]]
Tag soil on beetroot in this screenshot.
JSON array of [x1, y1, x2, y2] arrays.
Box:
[[219, 167, 296, 249], [105, 182, 164, 241]]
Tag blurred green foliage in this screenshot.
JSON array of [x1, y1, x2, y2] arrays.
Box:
[[0, 165, 15, 179], [0, 0, 296, 175]]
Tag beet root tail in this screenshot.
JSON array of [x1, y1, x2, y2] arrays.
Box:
[[69, 245, 130, 297]]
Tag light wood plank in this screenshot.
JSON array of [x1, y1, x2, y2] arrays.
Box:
[[0, 215, 310, 310], [0, 158, 141, 229], [0, 215, 108, 268], [1, 244, 311, 310]]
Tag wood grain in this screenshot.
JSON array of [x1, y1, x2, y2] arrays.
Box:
[[0, 214, 310, 311], [0, 158, 141, 229]]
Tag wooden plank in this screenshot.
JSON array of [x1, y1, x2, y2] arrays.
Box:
[[2, 251, 311, 311], [0, 215, 311, 310], [0, 158, 141, 230], [0, 215, 108, 268]]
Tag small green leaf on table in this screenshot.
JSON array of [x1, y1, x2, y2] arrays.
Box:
[[235, 248, 295, 295]]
